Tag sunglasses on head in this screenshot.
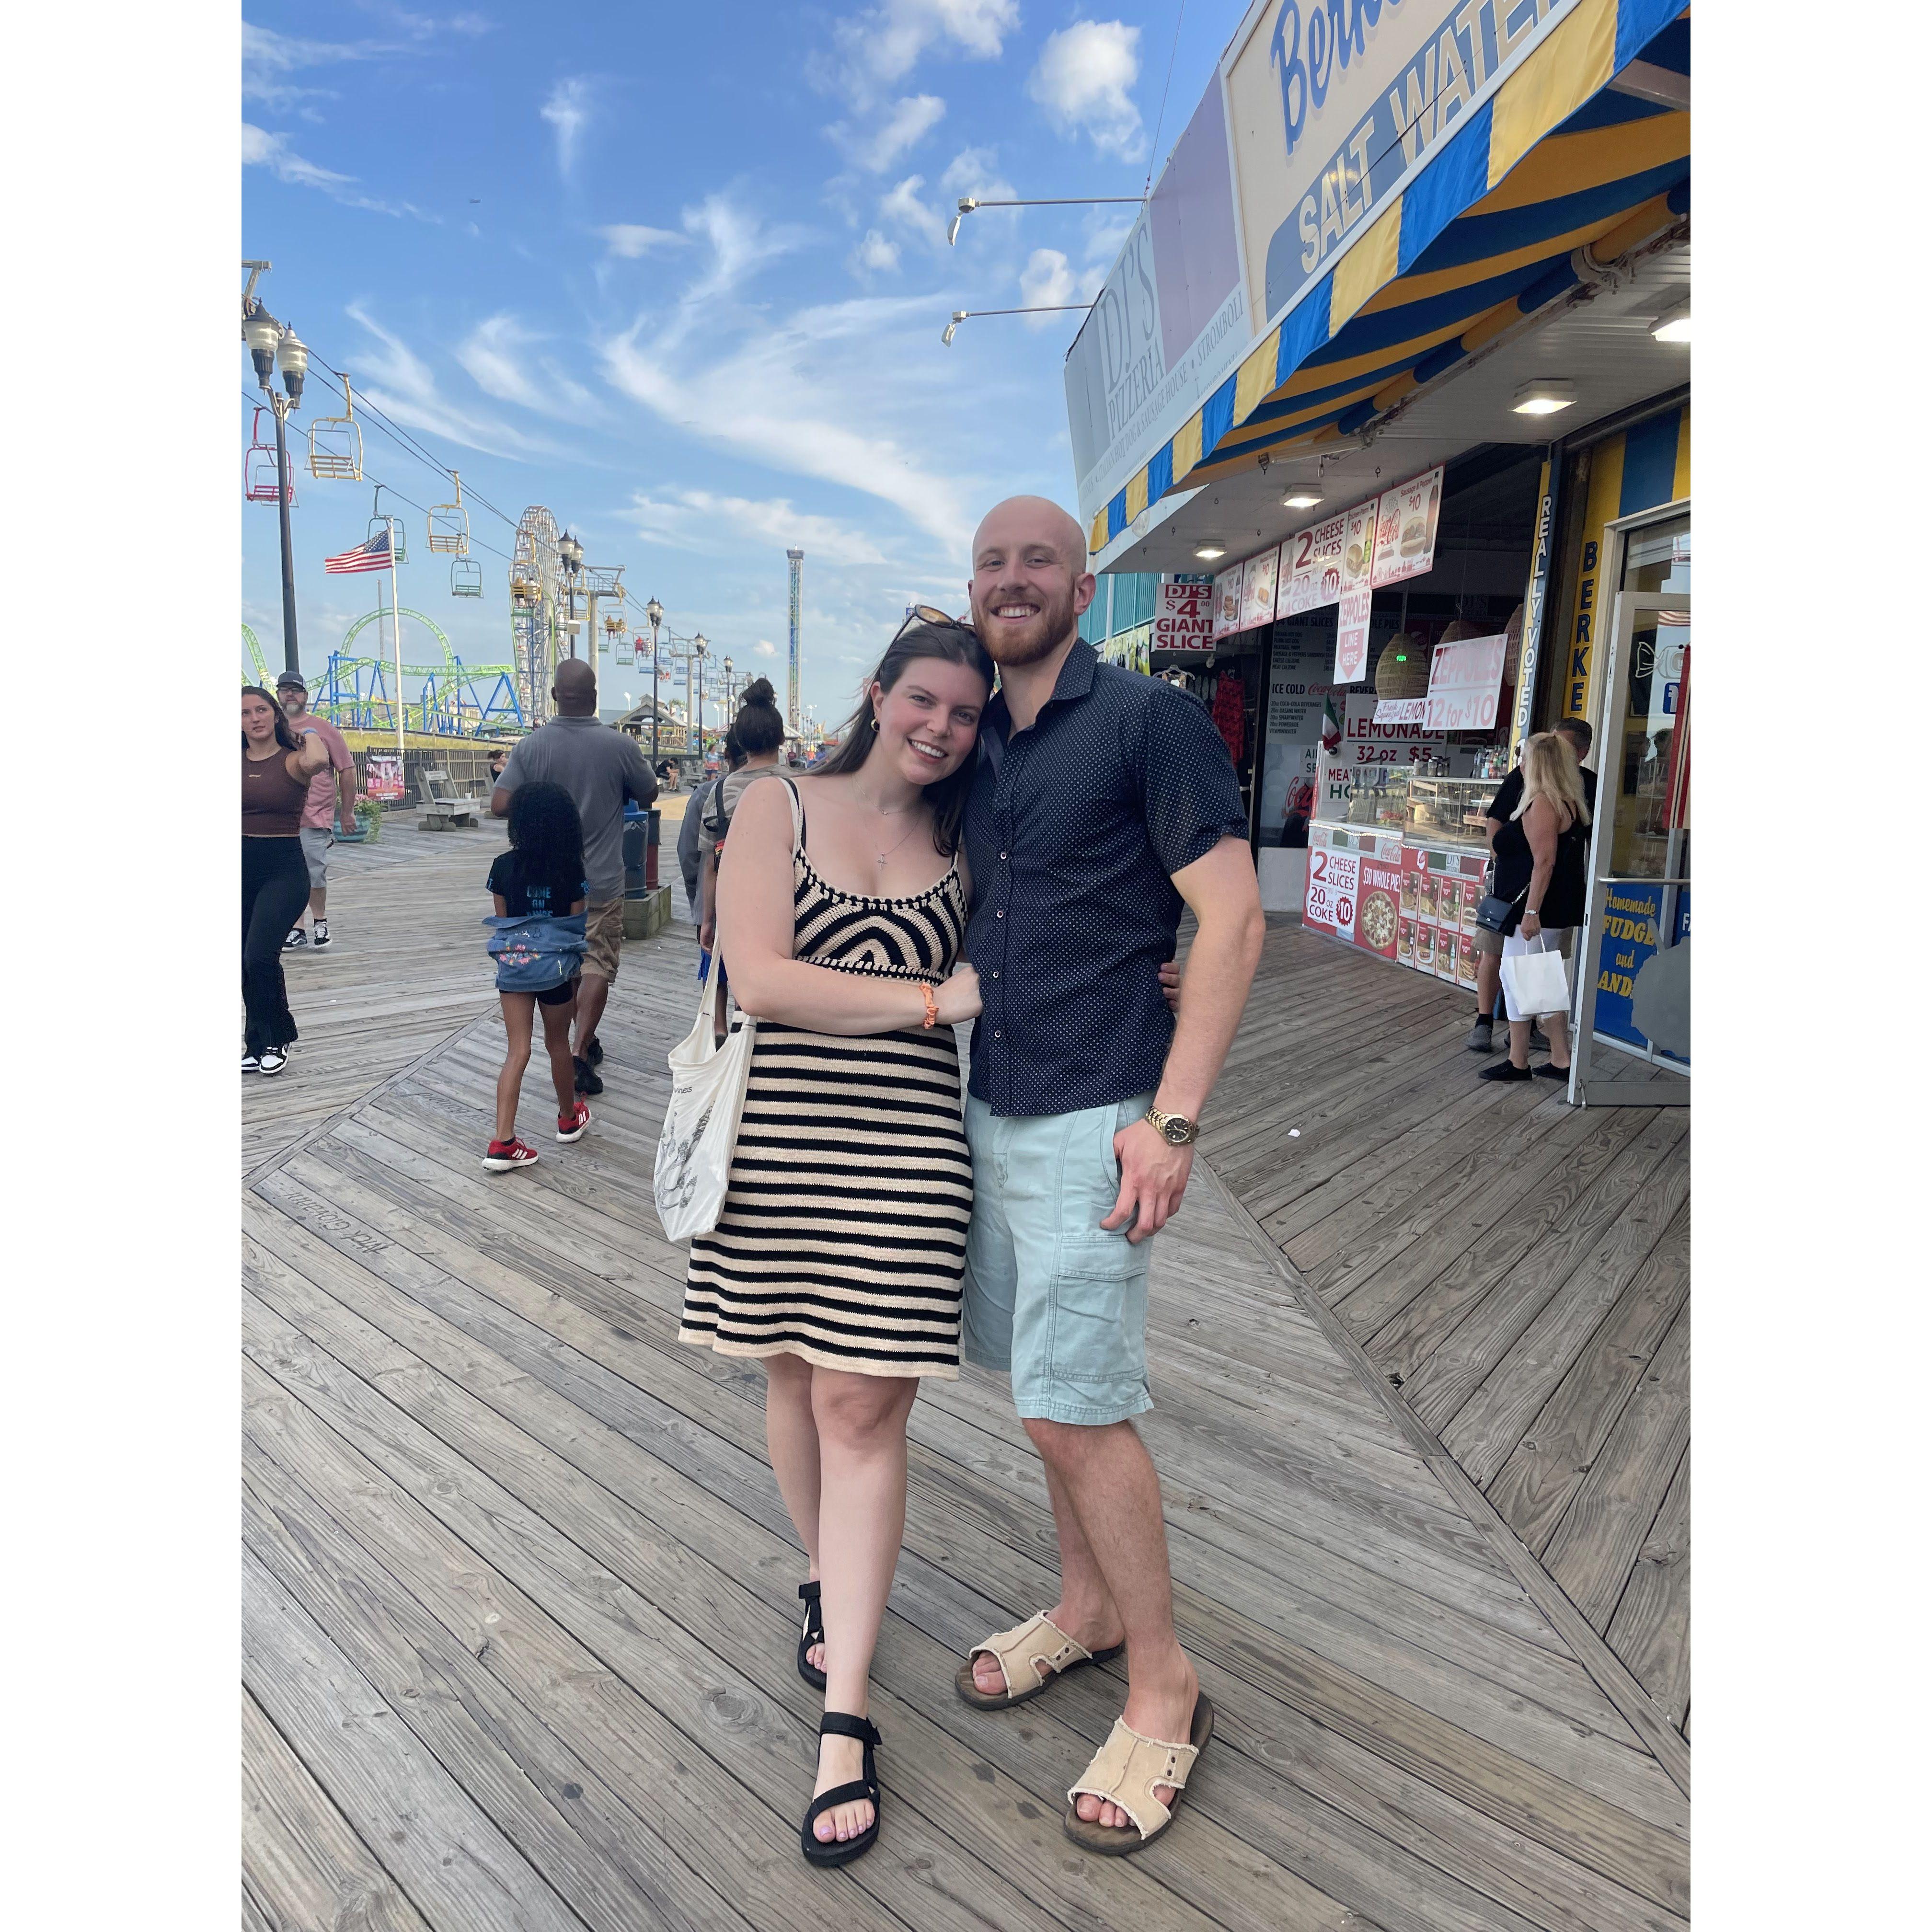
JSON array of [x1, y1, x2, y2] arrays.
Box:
[[893, 604, 975, 642]]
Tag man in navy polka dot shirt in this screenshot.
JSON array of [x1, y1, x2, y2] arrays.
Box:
[[955, 496, 1265, 1849]]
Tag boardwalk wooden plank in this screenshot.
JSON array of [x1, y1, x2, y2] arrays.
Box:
[[243, 1198, 1683, 1932], [1485, 1215, 1693, 1556], [243, 1549, 590, 1932], [242, 1286, 1348, 1932], [1439, 1186, 1691, 1489], [1604, 1447, 1690, 1733], [242, 1690, 435, 1932], [244, 1174, 1690, 1890], [1541, 1307, 1692, 1633]]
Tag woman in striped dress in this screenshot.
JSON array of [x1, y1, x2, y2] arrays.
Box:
[[680, 614, 992, 1865]]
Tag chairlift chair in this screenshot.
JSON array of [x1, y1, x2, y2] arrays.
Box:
[[427, 472, 470, 555], [307, 373, 364, 481], [451, 557, 483, 598], [368, 486, 407, 564], [245, 408, 296, 505]]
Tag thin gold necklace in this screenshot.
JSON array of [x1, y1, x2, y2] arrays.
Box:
[[874, 817, 923, 871]]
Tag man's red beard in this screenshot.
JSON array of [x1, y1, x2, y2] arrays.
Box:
[[971, 582, 1080, 667]]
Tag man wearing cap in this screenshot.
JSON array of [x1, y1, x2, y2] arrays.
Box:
[[277, 673, 357, 951]]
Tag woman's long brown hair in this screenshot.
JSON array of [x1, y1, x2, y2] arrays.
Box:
[[242, 684, 299, 754]]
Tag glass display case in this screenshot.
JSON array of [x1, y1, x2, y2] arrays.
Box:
[[1314, 763, 1411, 830], [1404, 775, 1495, 849]]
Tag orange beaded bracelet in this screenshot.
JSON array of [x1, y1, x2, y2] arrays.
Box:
[[920, 983, 939, 1029]]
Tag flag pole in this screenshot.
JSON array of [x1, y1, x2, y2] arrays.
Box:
[[388, 517, 405, 771]]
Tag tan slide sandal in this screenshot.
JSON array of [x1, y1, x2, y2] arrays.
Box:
[[1063, 1692, 1214, 1854], [954, 1611, 1126, 1710]]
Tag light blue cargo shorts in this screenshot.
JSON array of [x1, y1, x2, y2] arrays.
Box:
[[961, 1092, 1157, 1426]]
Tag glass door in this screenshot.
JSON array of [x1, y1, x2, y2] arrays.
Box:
[[1570, 572, 1690, 1105]]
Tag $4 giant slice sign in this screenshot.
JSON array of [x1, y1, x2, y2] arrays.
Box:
[[1153, 581, 1215, 652]]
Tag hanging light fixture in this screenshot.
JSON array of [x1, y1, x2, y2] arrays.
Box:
[[1512, 378, 1577, 416], [1652, 303, 1690, 343], [1281, 486, 1324, 509], [1194, 544, 1225, 561]]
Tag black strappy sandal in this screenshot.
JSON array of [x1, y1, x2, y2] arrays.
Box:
[[800, 1712, 882, 1867], [796, 1581, 827, 1692]]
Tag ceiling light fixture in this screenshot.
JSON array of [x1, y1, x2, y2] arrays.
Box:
[[1281, 486, 1324, 509], [1512, 378, 1577, 416], [1652, 304, 1690, 343], [1195, 545, 1225, 561]]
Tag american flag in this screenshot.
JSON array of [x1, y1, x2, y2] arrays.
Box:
[[323, 528, 396, 575]]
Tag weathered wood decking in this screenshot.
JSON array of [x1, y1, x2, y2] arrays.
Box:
[[242, 828, 1689, 1932]]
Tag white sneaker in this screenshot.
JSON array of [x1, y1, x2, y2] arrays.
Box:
[[311, 921, 333, 949], [242, 1050, 260, 1073], [257, 1047, 289, 1076]]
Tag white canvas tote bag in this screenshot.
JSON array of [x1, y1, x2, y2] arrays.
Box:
[[653, 778, 801, 1242], [653, 959, 755, 1242], [1502, 932, 1572, 1020]]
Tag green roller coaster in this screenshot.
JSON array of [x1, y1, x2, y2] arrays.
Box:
[[241, 614, 523, 737]]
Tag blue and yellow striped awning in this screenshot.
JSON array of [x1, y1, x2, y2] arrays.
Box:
[[1091, 0, 1689, 558]]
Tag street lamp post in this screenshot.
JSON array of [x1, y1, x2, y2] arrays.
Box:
[[242, 291, 309, 681], [722, 656, 734, 728], [703, 637, 718, 765], [645, 595, 664, 763], [558, 530, 584, 660]]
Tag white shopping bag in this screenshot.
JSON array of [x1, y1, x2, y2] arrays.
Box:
[[654, 960, 755, 1242], [1502, 934, 1571, 1020]]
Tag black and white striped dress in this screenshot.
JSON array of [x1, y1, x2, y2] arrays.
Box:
[[679, 786, 971, 1378]]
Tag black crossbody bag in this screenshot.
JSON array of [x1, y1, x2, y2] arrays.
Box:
[[1473, 881, 1530, 936]]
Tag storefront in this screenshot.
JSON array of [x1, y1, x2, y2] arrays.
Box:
[[1062, 0, 1692, 1095]]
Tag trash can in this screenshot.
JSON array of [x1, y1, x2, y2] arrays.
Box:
[[622, 807, 649, 898]]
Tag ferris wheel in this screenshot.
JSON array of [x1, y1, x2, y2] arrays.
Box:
[[509, 506, 561, 723]]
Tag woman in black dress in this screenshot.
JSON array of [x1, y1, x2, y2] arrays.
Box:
[[1481, 730, 1591, 1082]]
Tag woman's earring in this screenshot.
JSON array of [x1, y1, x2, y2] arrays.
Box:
[[870, 715, 880, 732]]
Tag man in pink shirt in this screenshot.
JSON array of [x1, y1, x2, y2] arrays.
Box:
[[277, 672, 357, 950]]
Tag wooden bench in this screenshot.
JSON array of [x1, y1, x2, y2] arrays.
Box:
[[417, 768, 483, 829]]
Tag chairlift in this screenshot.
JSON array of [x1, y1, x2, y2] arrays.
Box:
[[602, 610, 625, 647], [451, 557, 483, 598], [307, 372, 364, 481], [368, 485, 407, 564], [510, 571, 537, 604], [244, 408, 296, 505], [428, 471, 471, 555]]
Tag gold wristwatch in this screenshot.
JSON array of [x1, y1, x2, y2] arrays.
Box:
[[1144, 1106, 1198, 1146]]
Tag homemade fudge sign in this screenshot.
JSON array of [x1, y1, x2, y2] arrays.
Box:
[[1423, 632, 1509, 732], [1371, 466, 1444, 588], [1152, 581, 1215, 652], [1332, 501, 1380, 683]]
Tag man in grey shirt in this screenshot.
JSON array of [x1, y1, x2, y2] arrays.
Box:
[[492, 658, 657, 1095]]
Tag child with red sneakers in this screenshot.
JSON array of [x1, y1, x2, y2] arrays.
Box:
[[483, 781, 592, 1170]]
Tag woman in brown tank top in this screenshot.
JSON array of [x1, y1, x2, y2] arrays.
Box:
[[243, 685, 332, 1072]]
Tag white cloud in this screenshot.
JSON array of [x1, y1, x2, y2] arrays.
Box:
[[828, 92, 947, 172], [754, 640, 779, 658], [349, 304, 561, 460], [542, 77, 593, 176], [850, 229, 901, 276], [624, 489, 890, 568], [877, 174, 947, 251], [456, 315, 600, 419], [1019, 248, 1076, 322], [941, 144, 1016, 202], [821, 0, 1019, 104], [242, 122, 420, 216], [598, 223, 687, 258], [1028, 20, 1144, 160], [242, 22, 382, 108]]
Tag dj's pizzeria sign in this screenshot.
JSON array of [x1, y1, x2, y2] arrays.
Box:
[[1153, 582, 1215, 652]]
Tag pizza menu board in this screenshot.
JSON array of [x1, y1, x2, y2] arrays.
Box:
[[1305, 825, 1403, 957], [1397, 844, 1486, 986], [1332, 500, 1379, 683], [1213, 564, 1244, 638], [1242, 544, 1281, 631], [1283, 513, 1346, 615], [1153, 581, 1214, 652], [1371, 465, 1444, 588]]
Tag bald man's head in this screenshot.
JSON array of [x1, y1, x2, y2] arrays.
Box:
[[552, 658, 598, 715], [967, 495, 1094, 668]]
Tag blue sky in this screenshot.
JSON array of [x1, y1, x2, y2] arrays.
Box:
[[241, 0, 1232, 724]]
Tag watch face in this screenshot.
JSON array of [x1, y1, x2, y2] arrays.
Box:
[[1162, 1116, 1192, 1145]]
